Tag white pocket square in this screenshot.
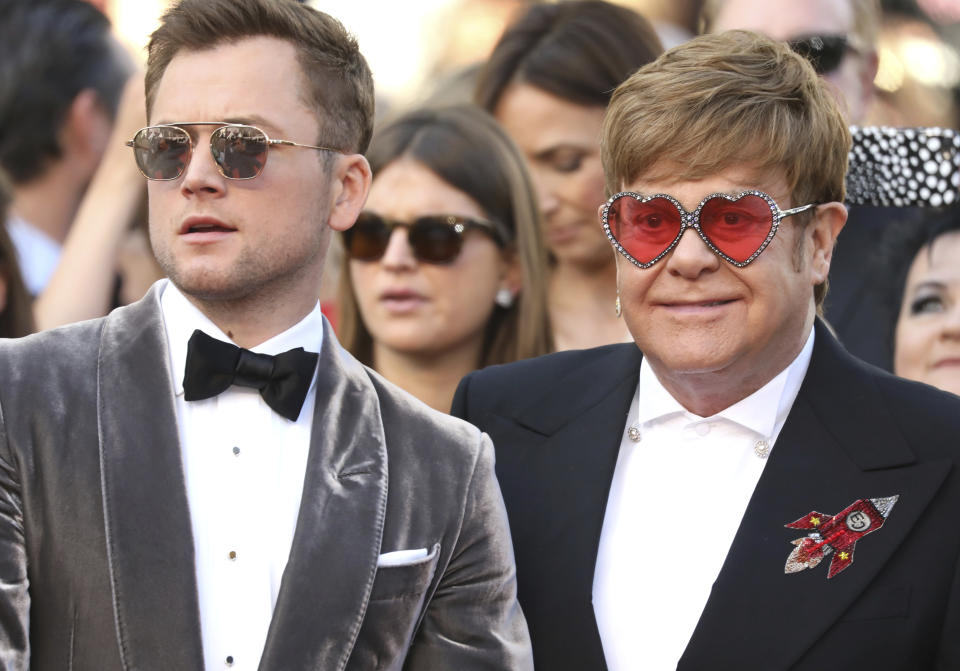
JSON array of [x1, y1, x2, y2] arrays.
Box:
[[377, 548, 429, 567]]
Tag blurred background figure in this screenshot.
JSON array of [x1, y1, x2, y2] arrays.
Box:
[[32, 77, 165, 331], [702, 0, 880, 123], [0, 172, 34, 339], [475, 1, 663, 351], [337, 105, 552, 412], [0, 0, 133, 298], [872, 4, 960, 128], [876, 205, 960, 395]]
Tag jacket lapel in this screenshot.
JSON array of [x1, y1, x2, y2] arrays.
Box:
[[258, 320, 388, 671], [97, 286, 205, 670], [679, 323, 951, 669], [505, 344, 642, 669]]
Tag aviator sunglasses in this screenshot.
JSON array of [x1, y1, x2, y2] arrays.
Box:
[[343, 211, 509, 265], [126, 122, 340, 180], [601, 190, 816, 268], [788, 35, 854, 75]]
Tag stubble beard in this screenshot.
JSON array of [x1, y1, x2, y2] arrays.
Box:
[[150, 208, 332, 316]]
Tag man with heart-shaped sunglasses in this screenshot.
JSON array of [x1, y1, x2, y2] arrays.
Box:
[[454, 29, 960, 671]]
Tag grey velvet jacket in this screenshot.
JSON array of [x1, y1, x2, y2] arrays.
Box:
[[0, 285, 532, 670]]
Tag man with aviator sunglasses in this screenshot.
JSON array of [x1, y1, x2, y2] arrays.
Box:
[[0, 0, 533, 669], [454, 30, 960, 670]]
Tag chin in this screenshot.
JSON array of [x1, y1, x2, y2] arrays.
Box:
[[168, 269, 250, 302]]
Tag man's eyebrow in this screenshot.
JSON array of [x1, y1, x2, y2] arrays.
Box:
[[149, 116, 282, 133]]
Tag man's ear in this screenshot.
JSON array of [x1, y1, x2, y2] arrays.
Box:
[[808, 201, 847, 284], [327, 153, 372, 233]]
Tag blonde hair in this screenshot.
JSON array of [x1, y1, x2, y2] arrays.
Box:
[[338, 105, 553, 367], [601, 31, 851, 310]]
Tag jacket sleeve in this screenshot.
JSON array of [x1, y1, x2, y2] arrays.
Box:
[[0, 397, 30, 669], [402, 431, 533, 671]]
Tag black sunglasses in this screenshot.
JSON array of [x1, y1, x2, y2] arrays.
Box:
[[343, 211, 508, 264], [788, 35, 853, 75], [126, 122, 340, 181]]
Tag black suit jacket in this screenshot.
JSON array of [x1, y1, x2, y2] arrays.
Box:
[[452, 322, 960, 670]]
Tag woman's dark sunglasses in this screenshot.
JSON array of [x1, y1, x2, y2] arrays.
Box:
[[343, 212, 508, 264], [788, 35, 854, 75], [126, 122, 340, 180]]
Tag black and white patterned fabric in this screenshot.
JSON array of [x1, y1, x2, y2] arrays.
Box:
[[846, 126, 960, 207]]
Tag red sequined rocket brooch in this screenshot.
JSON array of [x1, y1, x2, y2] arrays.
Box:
[[784, 496, 899, 579]]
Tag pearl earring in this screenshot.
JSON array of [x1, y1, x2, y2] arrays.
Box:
[[495, 288, 515, 308]]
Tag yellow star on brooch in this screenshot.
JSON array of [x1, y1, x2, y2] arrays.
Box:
[[839, 551, 850, 560], [810, 516, 820, 526]]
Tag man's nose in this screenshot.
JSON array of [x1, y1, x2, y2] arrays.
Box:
[[180, 136, 227, 197], [664, 226, 721, 278]]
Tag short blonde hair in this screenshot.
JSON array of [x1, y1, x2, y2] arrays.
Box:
[[600, 30, 851, 309]]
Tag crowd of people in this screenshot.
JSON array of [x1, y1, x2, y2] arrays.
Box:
[[2, 0, 960, 669]]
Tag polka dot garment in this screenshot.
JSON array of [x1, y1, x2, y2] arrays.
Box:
[[847, 126, 960, 208]]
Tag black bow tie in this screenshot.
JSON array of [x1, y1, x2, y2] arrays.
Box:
[[182, 329, 319, 421]]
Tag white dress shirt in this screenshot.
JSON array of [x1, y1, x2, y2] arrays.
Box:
[[160, 280, 322, 671], [5, 214, 61, 295], [593, 329, 815, 670]]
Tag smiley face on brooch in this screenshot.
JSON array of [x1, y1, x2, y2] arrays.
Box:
[[783, 496, 899, 579]]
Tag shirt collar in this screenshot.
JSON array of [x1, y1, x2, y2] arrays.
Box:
[[159, 279, 325, 396], [637, 327, 815, 440]]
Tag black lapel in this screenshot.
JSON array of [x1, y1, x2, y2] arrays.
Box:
[[497, 344, 642, 670], [98, 286, 205, 670], [258, 321, 388, 671], [679, 322, 951, 669]]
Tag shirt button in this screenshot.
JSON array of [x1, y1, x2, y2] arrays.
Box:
[[229, 550, 237, 560], [232, 446, 240, 456], [694, 423, 711, 436], [226, 655, 234, 666]]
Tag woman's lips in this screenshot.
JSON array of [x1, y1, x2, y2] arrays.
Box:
[[379, 288, 427, 314]]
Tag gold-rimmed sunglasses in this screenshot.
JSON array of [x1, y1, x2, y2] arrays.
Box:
[[126, 122, 341, 181]]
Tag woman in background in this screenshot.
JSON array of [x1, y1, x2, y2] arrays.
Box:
[[338, 105, 552, 411], [0, 171, 34, 338], [476, 0, 662, 350], [885, 206, 960, 396]]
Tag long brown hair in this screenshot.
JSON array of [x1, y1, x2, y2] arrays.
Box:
[[338, 105, 553, 368], [0, 171, 34, 337]]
